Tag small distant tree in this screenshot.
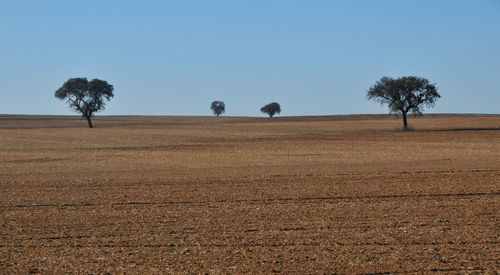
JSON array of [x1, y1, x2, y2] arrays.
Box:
[[210, 101, 225, 116], [367, 76, 440, 130], [55, 78, 114, 128], [261, 102, 281, 117]]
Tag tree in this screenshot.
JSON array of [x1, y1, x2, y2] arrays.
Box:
[[210, 101, 225, 116], [261, 102, 281, 117], [55, 78, 114, 128], [367, 76, 440, 130]]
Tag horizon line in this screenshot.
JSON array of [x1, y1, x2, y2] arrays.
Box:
[[1, 113, 499, 118]]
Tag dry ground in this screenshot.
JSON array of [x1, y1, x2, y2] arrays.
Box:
[[0, 114, 499, 274]]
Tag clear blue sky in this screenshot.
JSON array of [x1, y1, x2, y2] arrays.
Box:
[[1, 0, 499, 116]]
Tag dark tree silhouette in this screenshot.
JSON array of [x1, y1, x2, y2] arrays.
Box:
[[367, 76, 440, 130], [55, 78, 114, 128], [210, 101, 226, 116], [260, 102, 281, 117]]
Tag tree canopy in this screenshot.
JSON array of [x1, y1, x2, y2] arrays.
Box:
[[210, 101, 226, 116], [367, 76, 440, 130], [260, 102, 281, 117], [55, 78, 114, 128]]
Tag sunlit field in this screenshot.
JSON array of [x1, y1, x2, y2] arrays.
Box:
[[1, 114, 499, 273]]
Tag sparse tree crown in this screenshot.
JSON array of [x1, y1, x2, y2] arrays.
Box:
[[367, 76, 440, 130], [260, 102, 281, 117], [55, 78, 114, 128], [210, 101, 226, 116]]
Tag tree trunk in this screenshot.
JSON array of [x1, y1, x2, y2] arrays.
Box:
[[85, 116, 94, 128], [402, 111, 408, 130]]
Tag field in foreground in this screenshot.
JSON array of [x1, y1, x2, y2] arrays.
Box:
[[0, 114, 499, 273]]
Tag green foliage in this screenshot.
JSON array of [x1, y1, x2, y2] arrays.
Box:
[[55, 78, 114, 128], [210, 101, 226, 116], [260, 102, 281, 117], [367, 76, 440, 115], [367, 76, 440, 130]]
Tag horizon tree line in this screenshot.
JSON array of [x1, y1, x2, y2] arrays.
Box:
[[210, 101, 281, 118], [55, 76, 441, 129]]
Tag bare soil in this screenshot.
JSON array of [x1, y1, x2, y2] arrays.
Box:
[[1, 114, 499, 273]]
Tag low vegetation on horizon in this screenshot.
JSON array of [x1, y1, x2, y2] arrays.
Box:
[[52, 75, 443, 129]]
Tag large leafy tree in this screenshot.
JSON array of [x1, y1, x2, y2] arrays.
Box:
[[260, 102, 281, 118], [55, 78, 114, 128], [210, 101, 226, 116], [367, 76, 440, 130]]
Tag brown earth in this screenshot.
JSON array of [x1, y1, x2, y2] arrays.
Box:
[[0, 114, 499, 273]]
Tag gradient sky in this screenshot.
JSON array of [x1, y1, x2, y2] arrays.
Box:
[[1, 0, 499, 116]]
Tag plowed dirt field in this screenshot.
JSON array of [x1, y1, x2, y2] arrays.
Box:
[[1, 114, 499, 273]]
